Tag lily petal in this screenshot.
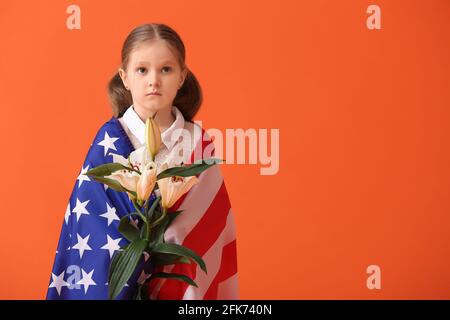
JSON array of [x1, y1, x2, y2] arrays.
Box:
[[109, 153, 129, 167], [136, 162, 157, 201], [157, 174, 199, 209], [108, 170, 139, 193]]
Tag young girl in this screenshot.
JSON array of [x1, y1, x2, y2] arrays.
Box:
[[46, 23, 239, 300]]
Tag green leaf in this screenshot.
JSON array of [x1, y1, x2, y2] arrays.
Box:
[[148, 220, 168, 249], [108, 239, 148, 300], [146, 196, 161, 222], [151, 252, 192, 266], [118, 216, 140, 242], [89, 175, 136, 197], [149, 272, 198, 287], [193, 158, 225, 165], [177, 256, 191, 264], [108, 249, 124, 284], [151, 243, 207, 274], [121, 212, 142, 220], [157, 158, 223, 180], [148, 210, 183, 249], [140, 222, 147, 240], [85, 163, 131, 177], [166, 210, 183, 227]]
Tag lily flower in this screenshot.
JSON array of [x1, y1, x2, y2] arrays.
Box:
[[157, 163, 199, 209], [107, 169, 140, 201], [107, 147, 157, 202], [136, 162, 157, 202], [109, 145, 152, 173]]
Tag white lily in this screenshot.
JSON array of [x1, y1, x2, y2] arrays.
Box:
[[110, 145, 152, 173], [136, 162, 157, 202], [157, 163, 199, 209], [107, 146, 157, 202]]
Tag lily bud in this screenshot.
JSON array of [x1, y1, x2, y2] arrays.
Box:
[[145, 116, 162, 161]]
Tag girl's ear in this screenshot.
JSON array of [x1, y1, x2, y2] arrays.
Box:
[[118, 68, 129, 90], [180, 68, 188, 86]]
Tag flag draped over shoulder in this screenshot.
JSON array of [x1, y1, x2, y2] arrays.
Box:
[[147, 127, 239, 300], [46, 117, 239, 300]]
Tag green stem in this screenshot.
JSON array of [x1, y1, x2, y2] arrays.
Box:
[[132, 199, 153, 241], [150, 207, 167, 228], [132, 199, 147, 223], [146, 219, 152, 241]]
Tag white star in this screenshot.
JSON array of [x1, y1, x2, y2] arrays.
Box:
[[49, 271, 68, 296], [76, 268, 97, 294], [77, 165, 91, 188], [99, 203, 120, 226], [104, 183, 109, 191], [97, 131, 119, 157], [101, 235, 122, 258], [72, 233, 92, 259], [72, 198, 90, 222], [64, 203, 71, 225]]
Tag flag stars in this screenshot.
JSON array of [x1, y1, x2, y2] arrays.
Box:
[[97, 131, 119, 157], [101, 235, 122, 258], [77, 164, 91, 188], [49, 271, 68, 296], [76, 268, 97, 294], [72, 233, 92, 259], [64, 203, 71, 225], [99, 203, 120, 226], [72, 198, 90, 222]]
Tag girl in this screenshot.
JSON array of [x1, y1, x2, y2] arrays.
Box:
[[46, 23, 239, 300]]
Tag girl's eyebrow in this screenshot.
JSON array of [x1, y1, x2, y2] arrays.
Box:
[[136, 60, 175, 66]]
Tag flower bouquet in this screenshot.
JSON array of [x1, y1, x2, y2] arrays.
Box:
[[85, 114, 221, 300]]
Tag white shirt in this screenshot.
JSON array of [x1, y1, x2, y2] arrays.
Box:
[[118, 105, 198, 165]]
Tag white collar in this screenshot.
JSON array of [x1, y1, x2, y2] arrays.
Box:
[[122, 105, 185, 150]]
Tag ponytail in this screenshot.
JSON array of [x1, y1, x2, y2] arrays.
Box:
[[107, 72, 133, 118], [173, 68, 202, 122]]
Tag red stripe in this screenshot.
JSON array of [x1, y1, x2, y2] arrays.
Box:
[[203, 239, 238, 300], [146, 127, 220, 298], [156, 181, 231, 299]]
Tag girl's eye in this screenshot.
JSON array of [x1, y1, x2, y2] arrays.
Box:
[[137, 66, 171, 74]]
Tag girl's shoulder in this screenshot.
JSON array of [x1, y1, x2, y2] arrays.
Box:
[[83, 116, 134, 167], [181, 120, 216, 164]]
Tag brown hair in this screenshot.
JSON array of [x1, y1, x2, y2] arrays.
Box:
[[107, 23, 202, 121]]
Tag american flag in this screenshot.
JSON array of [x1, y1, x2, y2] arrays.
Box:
[[46, 116, 239, 300]]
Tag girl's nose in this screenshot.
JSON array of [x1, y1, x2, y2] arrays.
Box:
[[147, 71, 160, 87]]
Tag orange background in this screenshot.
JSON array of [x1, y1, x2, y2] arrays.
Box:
[[0, 0, 449, 299]]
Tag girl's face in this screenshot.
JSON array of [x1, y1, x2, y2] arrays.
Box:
[[119, 40, 187, 117]]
